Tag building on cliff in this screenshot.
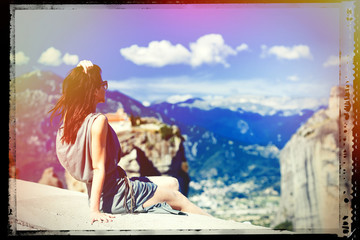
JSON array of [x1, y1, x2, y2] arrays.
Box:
[[272, 86, 353, 235], [105, 108, 132, 133]]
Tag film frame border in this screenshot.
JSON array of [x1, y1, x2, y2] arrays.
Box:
[[7, 0, 359, 237]]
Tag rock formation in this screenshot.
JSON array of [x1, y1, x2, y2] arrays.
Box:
[[38, 167, 63, 188], [117, 116, 190, 196], [64, 170, 87, 193], [273, 86, 353, 234]]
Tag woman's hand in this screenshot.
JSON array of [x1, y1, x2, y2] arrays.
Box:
[[90, 210, 115, 225], [77, 60, 93, 74]]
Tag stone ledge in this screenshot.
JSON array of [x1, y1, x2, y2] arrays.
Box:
[[8, 179, 286, 235]]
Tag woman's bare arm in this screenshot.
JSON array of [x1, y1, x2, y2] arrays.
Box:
[[89, 114, 115, 224]]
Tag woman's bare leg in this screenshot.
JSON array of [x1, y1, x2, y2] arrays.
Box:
[[143, 186, 211, 217], [147, 176, 179, 191]]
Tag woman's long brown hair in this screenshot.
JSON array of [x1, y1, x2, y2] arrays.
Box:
[[49, 65, 103, 144]]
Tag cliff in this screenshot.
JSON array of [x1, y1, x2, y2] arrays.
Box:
[[273, 86, 353, 234], [117, 116, 190, 195], [9, 179, 283, 234]]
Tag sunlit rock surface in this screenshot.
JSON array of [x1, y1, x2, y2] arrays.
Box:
[[273, 86, 352, 234], [9, 179, 284, 234]]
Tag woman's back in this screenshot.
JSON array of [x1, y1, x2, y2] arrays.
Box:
[[56, 113, 123, 197]]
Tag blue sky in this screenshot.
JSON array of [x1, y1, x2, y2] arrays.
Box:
[[12, 4, 341, 106]]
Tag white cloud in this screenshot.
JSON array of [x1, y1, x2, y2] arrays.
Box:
[[120, 40, 191, 67], [120, 34, 244, 68], [38, 47, 79, 66], [323, 55, 338, 67], [38, 47, 62, 66], [322, 54, 354, 68], [260, 45, 268, 58], [323, 55, 353, 67], [10, 51, 30, 65], [63, 53, 79, 65], [181, 94, 327, 116], [142, 101, 151, 107], [287, 75, 299, 82], [323, 55, 339, 67], [107, 73, 334, 110], [189, 34, 237, 68], [166, 94, 193, 104], [261, 44, 312, 60], [236, 43, 249, 52], [108, 77, 277, 104]]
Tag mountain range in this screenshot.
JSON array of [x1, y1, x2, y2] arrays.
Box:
[[149, 98, 322, 149]]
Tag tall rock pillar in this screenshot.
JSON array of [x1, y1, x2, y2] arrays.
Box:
[[273, 86, 349, 234]]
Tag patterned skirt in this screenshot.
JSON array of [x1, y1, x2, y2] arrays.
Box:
[[99, 167, 158, 214]]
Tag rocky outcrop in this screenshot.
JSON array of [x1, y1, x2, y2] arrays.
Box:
[[64, 170, 87, 193], [117, 116, 190, 196], [38, 167, 63, 188], [273, 86, 352, 234]]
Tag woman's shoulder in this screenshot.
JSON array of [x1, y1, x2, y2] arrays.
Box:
[[87, 112, 107, 123], [91, 113, 108, 135], [94, 113, 108, 124]]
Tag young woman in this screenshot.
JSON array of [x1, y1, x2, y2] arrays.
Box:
[[50, 60, 210, 224]]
